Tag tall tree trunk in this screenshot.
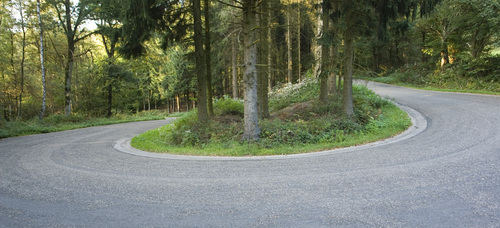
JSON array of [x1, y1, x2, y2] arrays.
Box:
[[343, 20, 354, 117], [319, 1, 329, 104], [242, 0, 260, 141], [328, 45, 337, 95], [64, 42, 74, 116], [231, 32, 238, 99], [204, 0, 213, 116], [267, 0, 273, 90], [37, 0, 47, 120], [63, 0, 74, 116], [193, 0, 208, 122], [286, 3, 293, 83], [10, 32, 15, 119], [312, 0, 322, 78], [18, 0, 26, 118], [297, 3, 301, 82], [258, 2, 269, 119]]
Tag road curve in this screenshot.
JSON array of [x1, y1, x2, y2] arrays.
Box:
[[1, 82, 499, 227]]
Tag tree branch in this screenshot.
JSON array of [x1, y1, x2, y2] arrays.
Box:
[[217, 0, 243, 9]]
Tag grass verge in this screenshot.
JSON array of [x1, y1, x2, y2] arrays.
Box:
[[363, 75, 500, 95], [0, 110, 181, 139]]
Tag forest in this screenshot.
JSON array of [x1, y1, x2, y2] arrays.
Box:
[[1, 0, 499, 142]]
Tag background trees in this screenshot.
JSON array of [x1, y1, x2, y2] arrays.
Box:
[[1, 0, 498, 138]]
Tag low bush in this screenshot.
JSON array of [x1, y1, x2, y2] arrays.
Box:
[[132, 81, 411, 156]]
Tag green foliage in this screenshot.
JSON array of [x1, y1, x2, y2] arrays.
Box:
[[422, 55, 500, 92], [460, 56, 500, 83], [133, 80, 412, 156], [269, 76, 320, 111], [213, 96, 244, 117], [161, 98, 245, 147]]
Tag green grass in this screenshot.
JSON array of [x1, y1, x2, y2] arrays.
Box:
[[358, 74, 500, 96], [131, 81, 412, 156], [0, 110, 182, 139], [132, 103, 410, 156]]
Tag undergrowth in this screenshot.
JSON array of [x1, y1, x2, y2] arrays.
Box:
[[132, 79, 412, 156], [363, 55, 500, 94]]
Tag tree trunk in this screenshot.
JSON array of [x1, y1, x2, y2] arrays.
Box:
[[193, 0, 208, 122], [343, 21, 354, 117], [10, 32, 15, 119], [297, 4, 301, 82], [328, 45, 337, 95], [63, 0, 74, 116], [37, 0, 47, 120], [267, 0, 273, 91], [286, 3, 293, 83], [232, 31, 238, 99], [204, 0, 213, 116], [185, 90, 190, 112], [64, 44, 74, 116], [242, 0, 260, 141], [107, 85, 112, 117], [319, 2, 329, 104], [312, 0, 322, 78], [258, 2, 269, 119], [440, 37, 449, 69], [175, 93, 181, 112], [18, 0, 26, 118]]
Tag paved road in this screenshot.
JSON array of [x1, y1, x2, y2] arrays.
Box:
[[1, 82, 499, 227]]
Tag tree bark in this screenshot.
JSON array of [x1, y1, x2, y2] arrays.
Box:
[[343, 20, 354, 117], [297, 3, 301, 82], [63, 0, 74, 116], [328, 45, 337, 95], [258, 2, 269, 119], [267, 0, 273, 91], [107, 84, 112, 117], [193, 0, 208, 122], [231, 31, 238, 99], [204, 0, 213, 116], [312, 0, 323, 78], [286, 3, 293, 83], [242, 0, 260, 141], [18, 0, 26, 118], [37, 0, 47, 120], [319, 1, 329, 104]]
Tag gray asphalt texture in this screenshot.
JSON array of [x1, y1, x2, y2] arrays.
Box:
[[1, 81, 499, 227]]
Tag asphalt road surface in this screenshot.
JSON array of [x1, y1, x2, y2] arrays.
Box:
[[1, 82, 499, 227]]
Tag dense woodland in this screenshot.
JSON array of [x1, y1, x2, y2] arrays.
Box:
[[1, 0, 499, 140]]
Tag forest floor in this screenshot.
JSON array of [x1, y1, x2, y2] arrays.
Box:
[[131, 79, 412, 156]]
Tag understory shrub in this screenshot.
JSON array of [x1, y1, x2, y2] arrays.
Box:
[[161, 82, 396, 149], [427, 56, 500, 92]]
